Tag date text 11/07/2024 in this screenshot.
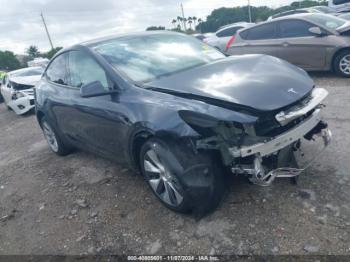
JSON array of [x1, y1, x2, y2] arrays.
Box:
[[127, 255, 220, 261]]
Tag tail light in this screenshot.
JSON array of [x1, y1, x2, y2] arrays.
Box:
[[225, 35, 236, 52]]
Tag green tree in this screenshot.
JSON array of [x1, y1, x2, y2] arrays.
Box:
[[177, 16, 183, 30], [197, 18, 203, 33], [171, 19, 177, 29], [196, 0, 326, 33], [42, 47, 63, 59], [187, 17, 193, 30], [192, 16, 198, 29], [0, 51, 21, 70], [26, 45, 40, 58]]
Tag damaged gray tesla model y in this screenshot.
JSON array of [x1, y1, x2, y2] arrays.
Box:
[[35, 31, 331, 214]]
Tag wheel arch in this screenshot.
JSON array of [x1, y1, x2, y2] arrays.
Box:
[[129, 130, 154, 171], [332, 47, 350, 71], [36, 110, 45, 126]]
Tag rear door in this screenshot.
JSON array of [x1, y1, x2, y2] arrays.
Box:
[[276, 19, 330, 70], [231, 22, 282, 58]]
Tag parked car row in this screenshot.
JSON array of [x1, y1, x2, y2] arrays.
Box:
[[201, 13, 350, 77], [267, 5, 339, 20], [226, 14, 350, 77]]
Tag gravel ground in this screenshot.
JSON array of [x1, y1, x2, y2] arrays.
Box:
[[0, 73, 349, 256]]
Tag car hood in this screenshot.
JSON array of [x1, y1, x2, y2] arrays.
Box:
[[146, 55, 314, 112], [337, 21, 350, 33], [10, 75, 41, 86]]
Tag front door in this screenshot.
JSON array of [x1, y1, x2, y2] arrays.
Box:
[[64, 50, 128, 163], [277, 19, 329, 70]]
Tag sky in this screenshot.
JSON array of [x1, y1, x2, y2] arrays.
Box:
[[0, 0, 298, 54]]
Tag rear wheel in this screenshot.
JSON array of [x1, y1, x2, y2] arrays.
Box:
[[333, 50, 350, 78], [140, 138, 225, 214], [40, 117, 72, 156]]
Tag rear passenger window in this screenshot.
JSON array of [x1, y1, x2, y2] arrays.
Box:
[[46, 53, 68, 85], [279, 20, 314, 38], [241, 23, 277, 40], [216, 27, 242, 37]]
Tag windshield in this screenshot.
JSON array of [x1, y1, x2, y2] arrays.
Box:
[[93, 33, 225, 82], [307, 13, 347, 30]]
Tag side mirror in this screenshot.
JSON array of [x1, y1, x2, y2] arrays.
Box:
[[308, 27, 323, 36], [80, 81, 113, 98]]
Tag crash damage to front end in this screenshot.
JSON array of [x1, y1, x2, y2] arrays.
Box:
[[147, 55, 332, 186], [7, 82, 35, 115], [181, 87, 331, 186]]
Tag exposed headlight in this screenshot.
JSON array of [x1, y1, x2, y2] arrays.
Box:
[[12, 91, 25, 100], [178, 110, 245, 142]]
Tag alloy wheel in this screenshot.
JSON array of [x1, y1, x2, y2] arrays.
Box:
[[339, 54, 350, 75], [143, 148, 184, 207], [42, 122, 59, 152]]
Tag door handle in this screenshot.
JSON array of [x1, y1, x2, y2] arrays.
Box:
[[282, 42, 289, 47]]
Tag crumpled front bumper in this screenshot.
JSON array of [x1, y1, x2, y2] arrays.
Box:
[[229, 108, 326, 158], [8, 95, 35, 115], [229, 108, 331, 186]]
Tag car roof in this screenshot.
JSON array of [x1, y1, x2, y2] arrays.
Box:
[[217, 22, 254, 31], [238, 13, 340, 35], [81, 30, 182, 47], [272, 12, 339, 22]]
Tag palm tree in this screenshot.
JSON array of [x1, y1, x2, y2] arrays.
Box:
[[192, 16, 197, 28], [183, 17, 187, 31], [177, 16, 183, 30], [197, 18, 203, 33], [171, 19, 177, 29], [187, 17, 193, 30]]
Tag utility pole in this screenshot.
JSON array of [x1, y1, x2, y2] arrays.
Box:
[[247, 0, 252, 23], [181, 3, 187, 31], [40, 12, 54, 50]]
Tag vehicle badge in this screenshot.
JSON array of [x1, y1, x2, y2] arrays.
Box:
[[288, 88, 297, 94]]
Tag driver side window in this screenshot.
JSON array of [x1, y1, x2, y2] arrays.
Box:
[[68, 51, 109, 90]]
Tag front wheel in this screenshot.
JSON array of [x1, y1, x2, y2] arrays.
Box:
[[40, 117, 72, 156], [140, 138, 225, 214], [333, 50, 350, 78]]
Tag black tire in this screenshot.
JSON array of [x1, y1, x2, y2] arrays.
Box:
[[40, 117, 72, 156], [333, 50, 350, 78], [139, 138, 225, 215]]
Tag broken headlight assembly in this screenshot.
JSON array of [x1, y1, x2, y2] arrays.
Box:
[[11, 91, 25, 100]]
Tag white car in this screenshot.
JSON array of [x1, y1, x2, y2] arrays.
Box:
[[204, 22, 254, 52], [1, 67, 43, 115], [329, 0, 350, 12]]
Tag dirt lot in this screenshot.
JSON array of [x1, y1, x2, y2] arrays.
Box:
[[0, 73, 349, 256]]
